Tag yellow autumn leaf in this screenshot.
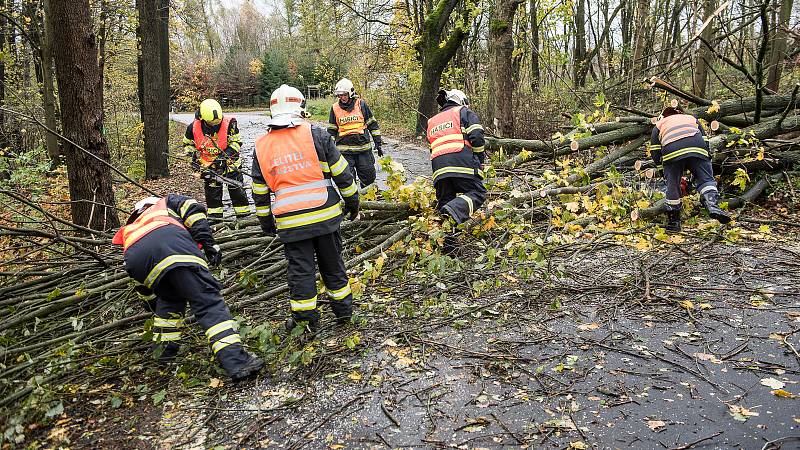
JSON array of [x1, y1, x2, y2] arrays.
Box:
[[772, 389, 796, 398], [570, 441, 588, 449], [209, 378, 223, 388], [699, 303, 713, 310], [707, 100, 720, 114], [348, 371, 362, 381], [680, 300, 695, 310], [482, 215, 496, 231]]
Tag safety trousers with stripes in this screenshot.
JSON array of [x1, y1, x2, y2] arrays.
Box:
[[662, 156, 717, 212], [434, 176, 487, 224], [283, 230, 353, 326], [151, 266, 252, 374], [204, 170, 251, 219]]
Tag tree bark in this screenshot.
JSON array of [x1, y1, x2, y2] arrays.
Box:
[[632, 0, 650, 74], [692, 0, 716, 97], [41, 0, 60, 166], [529, 0, 540, 91], [137, 0, 170, 178], [50, 0, 120, 231], [765, 0, 793, 91], [572, 0, 587, 86], [488, 0, 523, 136], [414, 0, 469, 134]]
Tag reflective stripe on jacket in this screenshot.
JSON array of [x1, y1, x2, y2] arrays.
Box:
[[112, 197, 209, 288], [656, 114, 699, 146], [332, 100, 365, 137], [254, 122, 340, 228], [193, 117, 231, 166], [427, 106, 469, 160], [112, 198, 185, 250]]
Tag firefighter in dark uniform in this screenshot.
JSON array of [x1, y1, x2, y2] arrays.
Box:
[[327, 78, 383, 188], [112, 195, 263, 381], [183, 99, 251, 219], [650, 106, 731, 232], [426, 89, 487, 229], [253, 84, 359, 334]]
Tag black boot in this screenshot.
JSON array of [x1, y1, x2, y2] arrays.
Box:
[[227, 353, 264, 382], [284, 316, 319, 336], [442, 235, 459, 255], [701, 190, 731, 224], [151, 342, 179, 362], [216, 346, 264, 382], [330, 300, 353, 326], [665, 209, 682, 233]]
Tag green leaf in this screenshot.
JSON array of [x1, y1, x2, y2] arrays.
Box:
[[152, 389, 166, 406], [110, 396, 123, 408]]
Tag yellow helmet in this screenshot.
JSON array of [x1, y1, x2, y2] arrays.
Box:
[[199, 99, 223, 125]]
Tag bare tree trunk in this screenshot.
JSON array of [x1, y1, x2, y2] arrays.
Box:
[[414, 0, 469, 134], [488, 0, 523, 135], [529, 0, 540, 92], [50, 0, 120, 230], [572, 0, 587, 86], [692, 0, 716, 97], [41, 0, 60, 166], [632, 0, 650, 74], [765, 0, 793, 91], [137, 0, 170, 178]]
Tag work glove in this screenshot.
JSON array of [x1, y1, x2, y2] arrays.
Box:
[[343, 197, 360, 221], [200, 171, 214, 181], [204, 244, 222, 267], [376, 146, 384, 157], [260, 215, 277, 236]]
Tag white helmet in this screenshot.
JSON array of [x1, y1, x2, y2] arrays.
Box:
[[269, 84, 306, 126], [134, 196, 160, 212], [333, 78, 355, 96], [127, 196, 160, 224], [437, 89, 469, 107]]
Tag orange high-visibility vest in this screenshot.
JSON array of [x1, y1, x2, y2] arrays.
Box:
[[192, 117, 231, 166], [112, 198, 185, 251], [332, 100, 365, 137], [656, 114, 700, 146], [427, 106, 469, 160], [254, 122, 329, 216]]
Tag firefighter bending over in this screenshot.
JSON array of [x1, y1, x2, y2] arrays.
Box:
[[112, 195, 263, 381]]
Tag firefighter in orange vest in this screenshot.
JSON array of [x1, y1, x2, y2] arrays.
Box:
[[253, 85, 359, 333], [112, 195, 263, 381], [651, 106, 731, 232], [327, 78, 383, 187], [426, 89, 487, 233], [182, 99, 251, 219]]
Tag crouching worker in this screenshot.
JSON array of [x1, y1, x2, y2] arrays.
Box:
[[112, 195, 264, 381], [252, 84, 360, 334], [651, 106, 731, 232], [426, 89, 487, 252]]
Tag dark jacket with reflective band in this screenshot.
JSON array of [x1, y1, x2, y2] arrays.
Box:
[[649, 114, 709, 165], [251, 122, 359, 243], [427, 103, 486, 184], [182, 116, 243, 169], [327, 98, 382, 153], [120, 194, 215, 289]]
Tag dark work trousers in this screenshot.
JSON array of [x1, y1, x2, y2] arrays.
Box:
[[342, 152, 376, 188], [435, 176, 487, 224], [663, 156, 717, 211], [204, 169, 251, 219], [282, 230, 353, 325], [152, 266, 251, 373]]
